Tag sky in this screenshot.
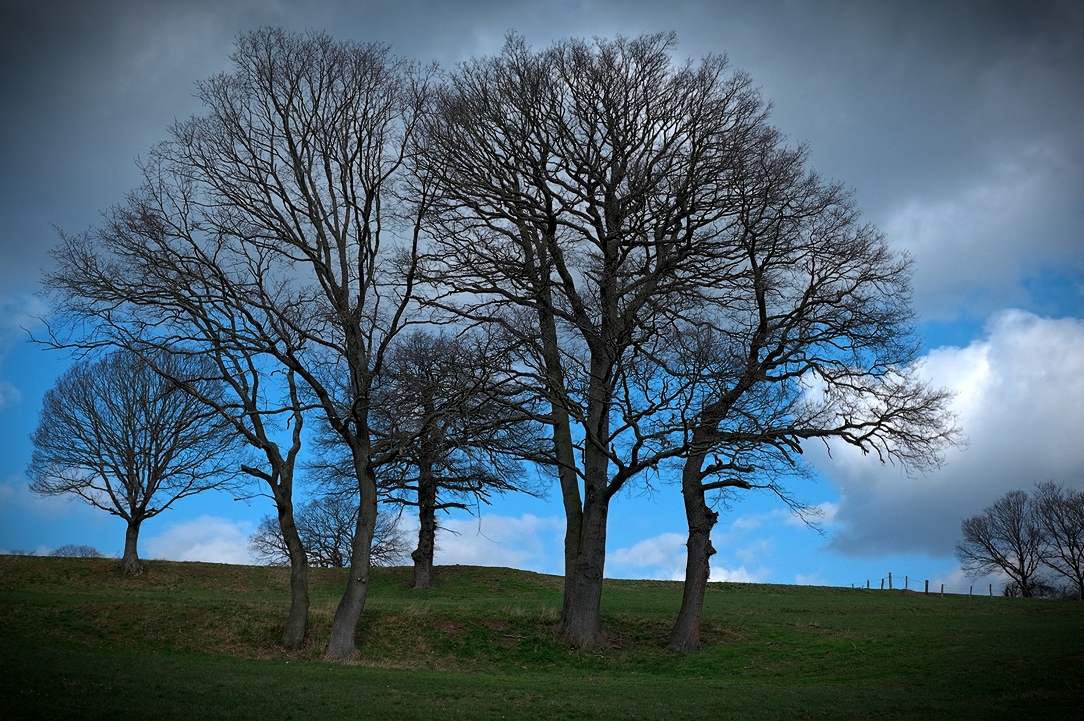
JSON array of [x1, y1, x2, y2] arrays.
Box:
[[1, 0, 1082, 595]]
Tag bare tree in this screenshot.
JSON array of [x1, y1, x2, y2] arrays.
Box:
[[28, 349, 243, 575], [248, 515, 296, 567], [418, 32, 943, 648], [249, 496, 408, 568], [1033, 482, 1084, 600], [420, 32, 749, 647], [956, 490, 1046, 597], [42, 29, 433, 658], [45, 223, 315, 646], [167, 29, 432, 660], [660, 141, 957, 651], [363, 329, 541, 588]]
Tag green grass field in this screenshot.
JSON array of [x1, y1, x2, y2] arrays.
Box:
[[1, 555, 1081, 719]]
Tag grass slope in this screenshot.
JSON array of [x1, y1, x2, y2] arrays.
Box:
[[1, 556, 1081, 719]]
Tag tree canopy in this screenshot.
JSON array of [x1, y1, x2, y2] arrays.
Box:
[[40, 28, 959, 654], [417, 32, 956, 647], [29, 349, 244, 574]]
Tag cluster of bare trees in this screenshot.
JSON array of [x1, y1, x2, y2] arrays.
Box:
[[956, 483, 1084, 600], [33, 29, 956, 657]]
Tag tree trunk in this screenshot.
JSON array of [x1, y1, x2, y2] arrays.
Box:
[[326, 454, 377, 660], [559, 493, 609, 648], [411, 465, 438, 589], [555, 349, 617, 649], [669, 458, 718, 652], [121, 519, 144, 575], [537, 292, 615, 649], [277, 500, 310, 648]]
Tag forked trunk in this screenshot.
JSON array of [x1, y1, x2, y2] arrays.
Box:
[[560, 497, 609, 648], [540, 301, 614, 649], [277, 502, 310, 648], [121, 520, 144, 575], [411, 468, 438, 589], [668, 459, 718, 652]]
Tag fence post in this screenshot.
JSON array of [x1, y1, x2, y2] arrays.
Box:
[[905, 575, 909, 591], [940, 583, 944, 599], [924, 579, 929, 595], [969, 585, 973, 597], [989, 584, 993, 597], [889, 572, 893, 590], [881, 578, 884, 590], [866, 580, 870, 589]]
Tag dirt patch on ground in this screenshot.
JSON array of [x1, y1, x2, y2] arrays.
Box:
[[432, 619, 462, 634]]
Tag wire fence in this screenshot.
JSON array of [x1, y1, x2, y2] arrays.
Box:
[[848, 572, 1000, 597]]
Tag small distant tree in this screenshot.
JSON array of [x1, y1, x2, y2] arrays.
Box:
[[49, 544, 104, 558], [28, 349, 244, 575], [371, 330, 539, 589], [956, 490, 1046, 598], [1033, 481, 1084, 600], [249, 495, 408, 569]]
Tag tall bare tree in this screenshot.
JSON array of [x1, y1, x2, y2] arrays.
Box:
[[42, 28, 433, 658], [28, 349, 243, 575], [956, 490, 1046, 597], [45, 225, 316, 646], [659, 139, 957, 651], [419, 32, 939, 647]]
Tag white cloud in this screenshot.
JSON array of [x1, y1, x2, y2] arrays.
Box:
[[0, 475, 93, 518], [711, 565, 771, 584], [610, 532, 687, 568], [433, 513, 565, 574], [729, 515, 764, 533], [710, 514, 780, 583], [609, 532, 688, 580], [0, 381, 20, 409], [825, 310, 1084, 557], [0, 293, 48, 339], [0, 294, 49, 410], [795, 572, 827, 586], [606, 528, 776, 583], [930, 566, 1005, 596], [0, 545, 52, 556], [143, 515, 256, 565], [778, 502, 839, 528], [734, 538, 774, 565]]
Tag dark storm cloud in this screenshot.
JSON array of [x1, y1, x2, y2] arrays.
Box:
[[3, 0, 1081, 302], [1, 0, 240, 289], [1, 0, 1082, 568]]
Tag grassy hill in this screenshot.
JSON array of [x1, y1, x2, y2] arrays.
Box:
[[1, 555, 1081, 719]]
